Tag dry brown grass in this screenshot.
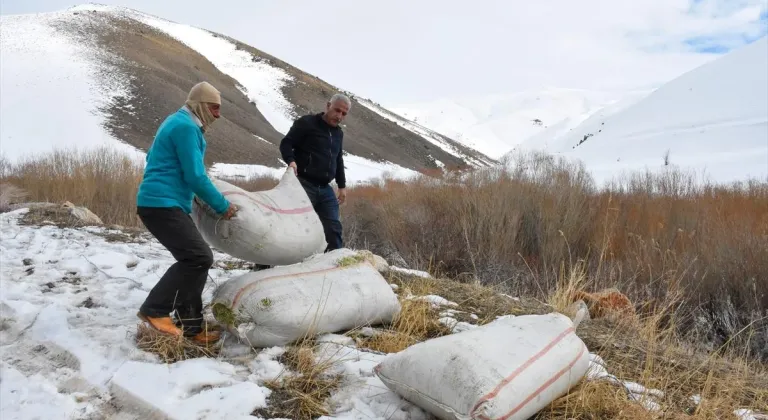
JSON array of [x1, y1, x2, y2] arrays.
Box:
[[1, 148, 143, 227], [0, 148, 280, 228], [254, 340, 343, 420], [535, 260, 768, 418], [357, 298, 451, 353], [134, 323, 219, 363], [357, 269, 555, 354], [342, 150, 768, 361], [371, 271, 768, 419], [0, 182, 28, 212], [4, 147, 766, 361]]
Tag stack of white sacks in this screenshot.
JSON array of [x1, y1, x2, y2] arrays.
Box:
[[194, 169, 591, 420]]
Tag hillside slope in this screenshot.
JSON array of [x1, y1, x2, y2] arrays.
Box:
[[391, 88, 652, 159], [514, 37, 768, 185], [0, 4, 493, 183]]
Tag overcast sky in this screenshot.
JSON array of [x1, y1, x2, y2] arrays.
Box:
[[2, 0, 766, 106]]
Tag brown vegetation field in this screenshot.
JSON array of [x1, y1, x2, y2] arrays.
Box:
[[1, 147, 766, 366]]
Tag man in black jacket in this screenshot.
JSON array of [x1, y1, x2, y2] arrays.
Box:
[[279, 93, 350, 252]]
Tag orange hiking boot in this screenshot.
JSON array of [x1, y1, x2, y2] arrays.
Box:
[[191, 329, 221, 345], [137, 312, 182, 337]]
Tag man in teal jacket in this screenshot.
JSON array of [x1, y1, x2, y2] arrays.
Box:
[[136, 81, 237, 344]]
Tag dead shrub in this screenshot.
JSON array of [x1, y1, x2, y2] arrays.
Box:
[[342, 150, 768, 361], [255, 340, 342, 420], [0, 182, 28, 212]]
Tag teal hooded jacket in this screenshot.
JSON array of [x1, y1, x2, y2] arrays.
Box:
[[136, 107, 230, 214]]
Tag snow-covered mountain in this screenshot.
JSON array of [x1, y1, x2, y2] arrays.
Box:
[[0, 4, 493, 185], [391, 88, 653, 159], [513, 37, 768, 185]]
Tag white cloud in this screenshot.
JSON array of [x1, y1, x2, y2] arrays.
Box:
[[1, 0, 766, 105]]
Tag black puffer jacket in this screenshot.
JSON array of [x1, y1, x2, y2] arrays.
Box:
[[279, 113, 346, 188]]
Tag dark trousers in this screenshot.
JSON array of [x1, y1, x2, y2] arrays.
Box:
[[298, 178, 343, 252], [137, 206, 213, 336]]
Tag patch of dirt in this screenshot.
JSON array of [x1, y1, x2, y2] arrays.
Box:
[[251, 388, 295, 419], [387, 270, 550, 324], [78, 297, 102, 309], [92, 227, 148, 244]]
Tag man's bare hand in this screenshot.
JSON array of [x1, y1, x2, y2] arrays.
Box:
[[222, 203, 238, 220], [337, 188, 347, 205], [288, 162, 297, 175]]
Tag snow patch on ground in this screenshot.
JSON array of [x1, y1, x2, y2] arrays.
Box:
[[586, 353, 665, 413], [735, 408, 768, 420], [389, 266, 432, 278], [342, 154, 421, 185], [209, 154, 421, 186], [0, 10, 141, 162], [409, 295, 458, 308], [110, 359, 269, 419]]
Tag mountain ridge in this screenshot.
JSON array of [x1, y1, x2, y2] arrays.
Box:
[[0, 3, 495, 184]]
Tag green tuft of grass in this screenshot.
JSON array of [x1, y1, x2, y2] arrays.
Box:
[[336, 254, 367, 267], [211, 302, 241, 327]]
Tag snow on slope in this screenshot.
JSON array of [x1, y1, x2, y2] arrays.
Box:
[[356, 98, 495, 167], [210, 153, 420, 186], [0, 10, 142, 162], [71, 3, 297, 135], [67, 4, 433, 183], [391, 88, 652, 159], [518, 37, 768, 185], [519, 91, 652, 153]]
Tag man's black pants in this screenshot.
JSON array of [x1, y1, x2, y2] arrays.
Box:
[[298, 177, 343, 251], [137, 206, 213, 336]]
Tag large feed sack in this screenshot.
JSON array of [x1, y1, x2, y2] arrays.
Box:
[[210, 249, 402, 348], [374, 313, 590, 420], [191, 168, 326, 266]]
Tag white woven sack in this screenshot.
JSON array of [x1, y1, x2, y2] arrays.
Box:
[[374, 313, 590, 420], [191, 168, 326, 266], [210, 248, 402, 348]]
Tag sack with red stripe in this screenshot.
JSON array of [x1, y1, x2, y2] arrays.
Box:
[[373, 313, 590, 420], [192, 168, 327, 266], [209, 248, 402, 348]]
